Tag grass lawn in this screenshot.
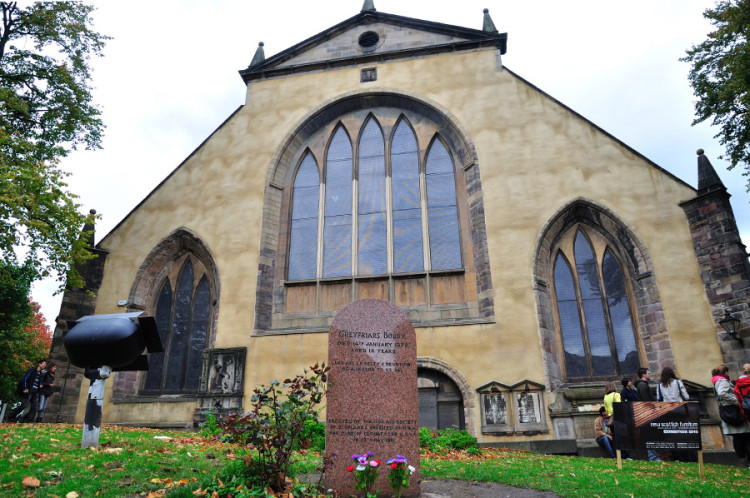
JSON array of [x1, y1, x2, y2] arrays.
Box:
[[2, 423, 748, 497]]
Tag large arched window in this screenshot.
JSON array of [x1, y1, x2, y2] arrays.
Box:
[[551, 226, 640, 380], [283, 111, 467, 318], [288, 117, 462, 281], [142, 254, 213, 394], [256, 95, 495, 331]]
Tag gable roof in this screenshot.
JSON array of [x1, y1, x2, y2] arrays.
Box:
[[239, 9, 507, 83]]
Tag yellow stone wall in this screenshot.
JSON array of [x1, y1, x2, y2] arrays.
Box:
[[84, 47, 721, 441]]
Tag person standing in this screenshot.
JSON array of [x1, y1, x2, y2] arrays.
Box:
[[8, 359, 46, 422], [657, 367, 689, 402], [635, 367, 653, 401], [595, 406, 616, 458], [713, 364, 750, 468], [634, 366, 662, 461], [603, 381, 621, 416], [621, 377, 639, 402], [34, 362, 56, 423]]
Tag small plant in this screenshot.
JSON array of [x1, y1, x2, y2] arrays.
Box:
[[297, 415, 326, 452], [347, 452, 381, 497], [221, 362, 329, 493], [436, 427, 479, 452], [385, 454, 416, 498], [419, 427, 440, 453], [419, 427, 479, 454], [198, 409, 222, 438]]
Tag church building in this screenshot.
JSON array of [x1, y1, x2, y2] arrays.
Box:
[[48, 2, 749, 456]]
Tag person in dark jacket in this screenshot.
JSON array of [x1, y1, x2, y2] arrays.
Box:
[[32, 363, 56, 423], [8, 359, 46, 422], [634, 367, 653, 401], [621, 377, 640, 402]]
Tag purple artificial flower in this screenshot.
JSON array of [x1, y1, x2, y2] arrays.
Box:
[[352, 454, 361, 460], [366, 452, 375, 457]]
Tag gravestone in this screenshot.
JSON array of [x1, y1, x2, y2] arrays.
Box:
[[326, 298, 420, 497]]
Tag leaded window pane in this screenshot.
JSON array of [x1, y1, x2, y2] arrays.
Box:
[[144, 281, 172, 392], [323, 128, 352, 277], [603, 250, 638, 374], [289, 154, 320, 280], [391, 121, 424, 273], [426, 140, 461, 270], [554, 253, 587, 378], [164, 260, 193, 391], [184, 277, 210, 391], [358, 120, 386, 275], [574, 232, 613, 376]]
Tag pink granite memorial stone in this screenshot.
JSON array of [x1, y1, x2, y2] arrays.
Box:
[[326, 298, 420, 497]]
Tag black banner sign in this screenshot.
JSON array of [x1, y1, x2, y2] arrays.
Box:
[[612, 401, 702, 451]]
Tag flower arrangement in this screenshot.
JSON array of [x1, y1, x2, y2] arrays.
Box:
[[347, 452, 381, 496], [385, 455, 415, 498]]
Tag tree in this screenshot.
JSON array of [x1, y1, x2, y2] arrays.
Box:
[[0, 261, 51, 405], [0, 2, 108, 289], [682, 0, 750, 189]]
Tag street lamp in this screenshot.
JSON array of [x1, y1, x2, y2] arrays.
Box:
[[719, 310, 743, 347]]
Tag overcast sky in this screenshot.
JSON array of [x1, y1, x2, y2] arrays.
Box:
[[30, 0, 749, 327]]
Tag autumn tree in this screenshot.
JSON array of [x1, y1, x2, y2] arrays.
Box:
[[0, 2, 108, 289], [682, 0, 750, 189], [0, 261, 51, 405]]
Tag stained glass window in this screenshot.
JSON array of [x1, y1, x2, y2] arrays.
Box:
[[323, 127, 353, 278], [288, 153, 320, 280]]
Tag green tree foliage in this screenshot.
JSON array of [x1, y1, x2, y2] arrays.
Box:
[[682, 0, 750, 189], [0, 261, 51, 404], [0, 2, 108, 289]]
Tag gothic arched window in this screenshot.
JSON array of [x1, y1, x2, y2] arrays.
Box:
[[552, 227, 640, 380], [283, 111, 468, 318], [142, 255, 212, 394]]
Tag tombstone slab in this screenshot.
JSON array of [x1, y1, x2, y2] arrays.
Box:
[[326, 298, 420, 497]]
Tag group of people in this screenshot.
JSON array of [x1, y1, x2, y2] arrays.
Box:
[[595, 364, 750, 467], [6, 358, 57, 423], [712, 363, 750, 468], [595, 366, 691, 461]]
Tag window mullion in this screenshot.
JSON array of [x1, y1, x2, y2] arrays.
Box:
[[316, 182, 325, 280], [385, 160, 394, 276], [599, 251, 621, 375], [419, 156, 431, 272]]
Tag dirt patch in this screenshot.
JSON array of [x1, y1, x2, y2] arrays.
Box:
[[421, 477, 560, 497]]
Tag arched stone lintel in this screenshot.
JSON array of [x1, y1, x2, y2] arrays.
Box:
[[128, 227, 220, 347], [417, 356, 476, 437]]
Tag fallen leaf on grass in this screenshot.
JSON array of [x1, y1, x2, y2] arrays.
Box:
[[50, 438, 60, 442], [66, 492, 79, 498], [103, 447, 124, 454], [22, 476, 40, 488]]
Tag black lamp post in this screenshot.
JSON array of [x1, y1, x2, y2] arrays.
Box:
[[719, 310, 743, 347]]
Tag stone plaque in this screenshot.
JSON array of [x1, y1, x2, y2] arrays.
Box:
[[326, 299, 420, 497]]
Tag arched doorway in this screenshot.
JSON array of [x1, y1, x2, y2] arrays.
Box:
[[418, 368, 465, 431]]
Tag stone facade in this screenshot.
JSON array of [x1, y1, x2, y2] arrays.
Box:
[[46, 6, 747, 458]]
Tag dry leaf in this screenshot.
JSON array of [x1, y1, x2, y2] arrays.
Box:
[[22, 476, 40, 488], [66, 492, 80, 498], [50, 438, 60, 442], [103, 447, 124, 454]]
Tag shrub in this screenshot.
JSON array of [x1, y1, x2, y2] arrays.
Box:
[[420, 427, 479, 454], [221, 363, 329, 493]]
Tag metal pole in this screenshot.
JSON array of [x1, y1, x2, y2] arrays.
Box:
[[81, 366, 111, 448]]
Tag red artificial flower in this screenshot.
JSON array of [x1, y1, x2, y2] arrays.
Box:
[[391, 463, 397, 469], [374, 460, 382, 466], [347, 465, 355, 472]]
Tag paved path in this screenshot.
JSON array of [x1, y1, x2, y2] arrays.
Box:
[[422, 478, 560, 497]]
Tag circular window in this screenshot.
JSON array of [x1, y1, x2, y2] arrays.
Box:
[[358, 31, 380, 49]]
